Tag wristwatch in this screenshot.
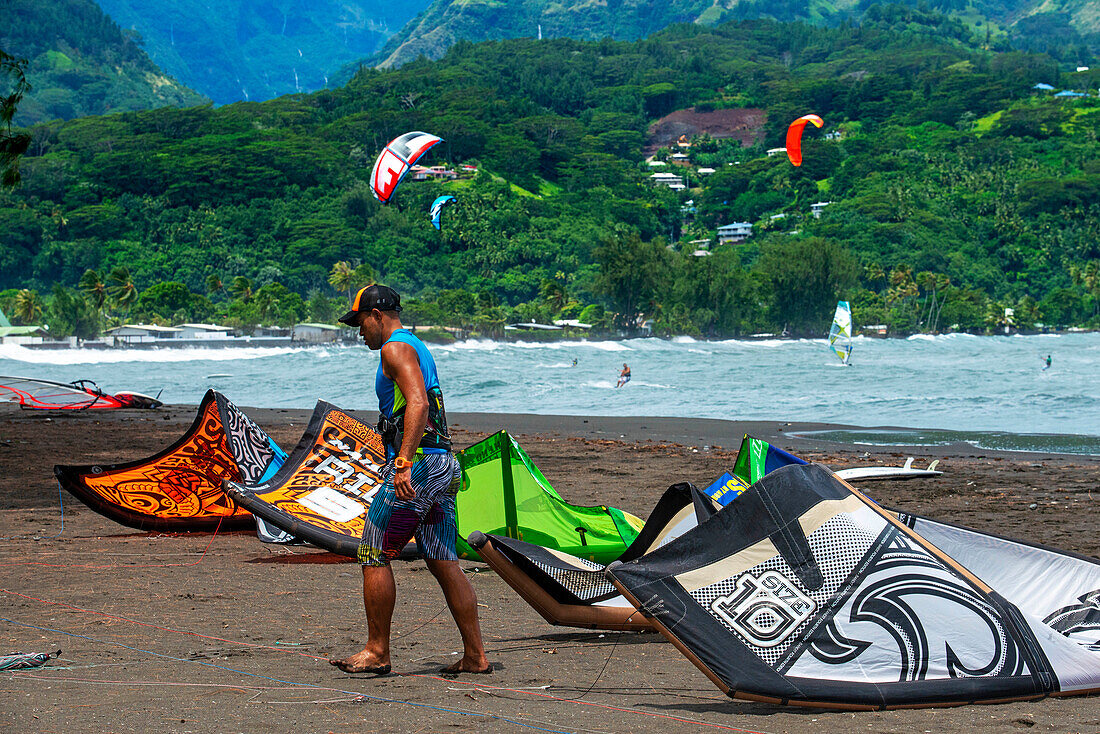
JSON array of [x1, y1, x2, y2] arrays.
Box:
[[394, 456, 415, 471]]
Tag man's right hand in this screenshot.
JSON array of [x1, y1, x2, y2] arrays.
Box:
[[393, 467, 415, 501]]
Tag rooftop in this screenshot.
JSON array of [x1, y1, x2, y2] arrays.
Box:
[[105, 324, 183, 334], [177, 323, 229, 331]]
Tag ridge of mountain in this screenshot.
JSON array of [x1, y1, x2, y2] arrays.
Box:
[[0, 0, 205, 126], [374, 0, 1098, 69]]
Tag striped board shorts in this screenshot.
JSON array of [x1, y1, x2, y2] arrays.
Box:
[[358, 452, 461, 566]]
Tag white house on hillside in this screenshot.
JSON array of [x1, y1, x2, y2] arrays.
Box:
[[717, 222, 753, 245]]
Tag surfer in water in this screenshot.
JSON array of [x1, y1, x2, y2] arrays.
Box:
[[615, 363, 631, 388], [1043, 355, 1052, 371], [572, 357, 578, 367]]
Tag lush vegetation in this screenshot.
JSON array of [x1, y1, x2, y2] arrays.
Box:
[[2, 10, 1099, 339], [1, 49, 31, 187], [0, 0, 205, 126]]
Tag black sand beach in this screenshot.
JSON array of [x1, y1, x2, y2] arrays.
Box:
[[1, 403, 1097, 733]]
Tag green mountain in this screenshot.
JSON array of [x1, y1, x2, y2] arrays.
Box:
[[2, 13, 1098, 337], [0, 0, 205, 126], [376, 0, 1098, 68], [374, 0, 732, 68], [93, 0, 433, 104]]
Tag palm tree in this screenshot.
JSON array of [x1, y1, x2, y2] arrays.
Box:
[[351, 263, 374, 291], [864, 263, 886, 293], [328, 261, 354, 304], [206, 275, 223, 299], [80, 268, 106, 304], [253, 289, 279, 324], [79, 269, 107, 329], [539, 279, 568, 313], [106, 267, 137, 315], [1084, 261, 1100, 318], [230, 276, 253, 303], [916, 271, 936, 329], [12, 289, 42, 324], [930, 274, 951, 332]]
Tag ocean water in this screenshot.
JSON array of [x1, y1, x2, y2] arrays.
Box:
[[1, 333, 1098, 450]]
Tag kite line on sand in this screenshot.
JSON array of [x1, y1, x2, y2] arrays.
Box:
[[1, 589, 767, 734]]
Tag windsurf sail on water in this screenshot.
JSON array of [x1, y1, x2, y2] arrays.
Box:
[[54, 390, 285, 531], [607, 463, 1100, 709], [227, 410, 644, 562], [828, 300, 853, 365], [0, 376, 162, 410]]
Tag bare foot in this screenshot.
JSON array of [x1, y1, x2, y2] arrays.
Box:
[[440, 657, 492, 675], [329, 648, 391, 674]]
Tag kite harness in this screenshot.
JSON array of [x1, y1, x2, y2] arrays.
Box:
[[376, 329, 452, 458]]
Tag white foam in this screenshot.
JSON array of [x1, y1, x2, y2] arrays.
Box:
[[714, 338, 792, 349], [581, 341, 634, 352], [438, 339, 501, 352], [0, 343, 304, 365]]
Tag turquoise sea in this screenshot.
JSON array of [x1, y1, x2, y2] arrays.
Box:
[[2, 332, 1098, 454]]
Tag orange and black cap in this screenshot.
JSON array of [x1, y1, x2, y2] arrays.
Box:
[[338, 284, 402, 325]]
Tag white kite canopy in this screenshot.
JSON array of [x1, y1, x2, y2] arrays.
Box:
[[607, 463, 1100, 709], [829, 300, 853, 365], [370, 131, 442, 204]]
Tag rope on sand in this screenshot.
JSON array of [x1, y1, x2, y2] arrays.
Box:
[[2, 515, 223, 569], [0, 617, 573, 734], [1, 588, 766, 733], [0, 482, 64, 541]]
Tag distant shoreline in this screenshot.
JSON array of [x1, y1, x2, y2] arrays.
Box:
[[7, 328, 1097, 351]]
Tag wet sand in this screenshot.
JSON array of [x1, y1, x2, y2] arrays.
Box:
[[1, 403, 1097, 733]]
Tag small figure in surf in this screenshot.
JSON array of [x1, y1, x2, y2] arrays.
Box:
[[615, 363, 631, 388], [571, 358, 578, 367], [1043, 355, 1052, 371]]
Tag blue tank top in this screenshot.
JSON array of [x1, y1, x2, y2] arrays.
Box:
[[376, 329, 450, 457]]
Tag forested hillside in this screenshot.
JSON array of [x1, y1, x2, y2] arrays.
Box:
[[93, 0, 432, 103], [0, 0, 205, 126], [2, 10, 1098, 338], [376, 0, 1098, 69]]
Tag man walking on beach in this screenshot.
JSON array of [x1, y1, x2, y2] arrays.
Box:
[[330, 285, 490, 676]]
